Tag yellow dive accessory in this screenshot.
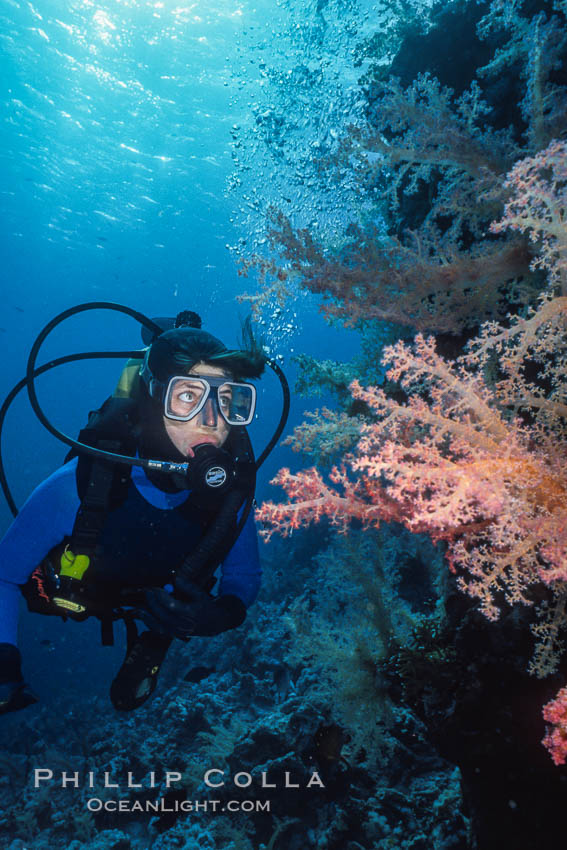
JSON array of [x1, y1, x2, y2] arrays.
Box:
[[60, 548, 90, 579], [52, 548, 91, 613], [114, 358, 144, 399]]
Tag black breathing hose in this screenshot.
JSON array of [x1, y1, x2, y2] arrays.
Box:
[[25, 303, 168, 470], [0, 350, 143, 517], [1, 301, 290, 516], [255, 357, 290, 470]]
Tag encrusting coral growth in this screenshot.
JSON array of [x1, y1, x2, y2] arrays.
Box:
[[257, 138, 567, 764]]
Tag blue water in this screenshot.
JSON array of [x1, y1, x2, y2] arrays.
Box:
[[0, 0, 367, 714], [1, 0, 365, 516]]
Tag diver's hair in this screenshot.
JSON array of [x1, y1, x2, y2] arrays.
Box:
[[234, 315, 268, 377], [169, 316, 267, 380]]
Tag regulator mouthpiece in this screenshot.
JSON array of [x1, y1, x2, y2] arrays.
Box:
[[186, 444, 236, 497]]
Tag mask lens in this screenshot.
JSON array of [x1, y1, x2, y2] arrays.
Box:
[[165, 377, 207, 420], [219, 382, 255, 425], [164, 377, 256, 424]]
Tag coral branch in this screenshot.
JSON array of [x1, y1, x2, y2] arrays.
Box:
[[359, 74, 514, 182], [256, 466, 403, 542], [245, 210, 535, 333], [491, 140, 567, 291]]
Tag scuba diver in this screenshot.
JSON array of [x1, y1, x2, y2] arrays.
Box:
[[0, 303, 288, 714]]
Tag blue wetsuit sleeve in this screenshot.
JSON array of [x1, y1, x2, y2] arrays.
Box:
[[0, 460, 80, 646], [218, 509, 261, 608]]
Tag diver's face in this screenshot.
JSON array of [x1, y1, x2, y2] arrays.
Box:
[[163, 362, 231, 458]]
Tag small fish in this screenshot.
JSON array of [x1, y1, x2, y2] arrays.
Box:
[[0, 327, 6, 333], [13, 306, 24, 313], [40, 639, 53, 647], [183, 665, 215, 683]]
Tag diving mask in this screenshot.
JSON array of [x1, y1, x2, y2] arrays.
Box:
[[162, 375, 256, 426]]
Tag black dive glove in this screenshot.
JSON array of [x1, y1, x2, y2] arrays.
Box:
[[0, 643, 38, 715], [140, 581, 247, 640]]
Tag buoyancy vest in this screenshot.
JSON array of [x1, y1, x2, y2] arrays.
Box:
[[21, 395, 255, 644]]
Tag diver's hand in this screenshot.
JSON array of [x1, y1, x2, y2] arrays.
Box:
[[140, 584, 246, 640], [0, 643, 38, 715]]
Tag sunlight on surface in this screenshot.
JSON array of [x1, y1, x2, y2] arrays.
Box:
[[93, 8, 116, 43], [80, 0, 246, 49]]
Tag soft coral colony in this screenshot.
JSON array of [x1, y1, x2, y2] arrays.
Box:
[[256, 14, 567, 765], [240, 4, 567, 335]]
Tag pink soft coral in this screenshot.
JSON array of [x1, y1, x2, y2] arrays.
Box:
[[258, 320, 567, 621], [258, 464, 403, 539], [543, 687, 567, 765], [491, 139, 567, 289], [257, 141, 567, 762]]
